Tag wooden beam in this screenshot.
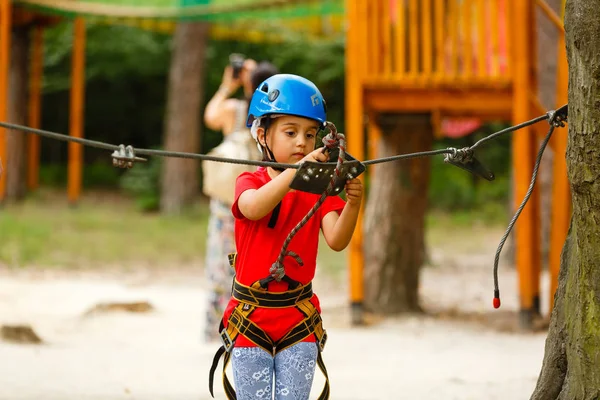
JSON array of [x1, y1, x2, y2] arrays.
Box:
[[527, 0, 541, 317], [364, 86, 513, 118], [27, 25, 43, 191], [0, 0, 11, 202], [345, 0, 366, 325], [511, 0, 538, 328], [68, 17, 85, 204], [549, 0, 569, 312]]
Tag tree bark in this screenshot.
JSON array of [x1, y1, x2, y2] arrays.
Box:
[[531, 0, 600, 398], [160, 22, 209, 215], [5, 27, 30, 201], [363, 114, 433, 314]]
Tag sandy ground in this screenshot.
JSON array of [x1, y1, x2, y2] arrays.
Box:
[[0, 230, 551, 400]]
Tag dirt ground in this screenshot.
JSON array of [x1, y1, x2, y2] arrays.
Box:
[[0, 227, 551, 400]]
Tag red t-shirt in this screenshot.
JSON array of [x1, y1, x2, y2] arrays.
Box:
[[224, 167, 346, 347]]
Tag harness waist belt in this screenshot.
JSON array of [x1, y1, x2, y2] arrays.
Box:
[[232, 280, 313, 307]]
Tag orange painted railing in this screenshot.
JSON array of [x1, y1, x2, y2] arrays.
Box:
[[346, 0, 569, 326], [357, 0, 511, 86]]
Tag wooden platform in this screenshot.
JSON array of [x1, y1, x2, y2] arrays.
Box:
[[345, 0, 569, 329]]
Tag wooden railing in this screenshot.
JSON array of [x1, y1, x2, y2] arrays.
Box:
[[357, 0, 512, 86]]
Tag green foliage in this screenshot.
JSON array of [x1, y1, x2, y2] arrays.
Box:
[[119, 154, 162, 212], [37, 20, 512, 216], [428, 123, 512, 213], [43, 22, 172, 93]]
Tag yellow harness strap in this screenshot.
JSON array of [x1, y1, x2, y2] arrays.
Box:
[[209, 254, 330, 399]]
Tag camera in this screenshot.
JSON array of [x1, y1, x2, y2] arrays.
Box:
[[229, 53, 245, 79]]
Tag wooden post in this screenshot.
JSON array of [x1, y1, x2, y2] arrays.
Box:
[[0, 0, 11, 202], [346, 0, 366, 325], [68, 18, 85, 205], [529, 132, 542, 316], [528, 0, 542, 317], [511, 0, 537, 329], [367, 111, 381, 177], [27, 25, 43, 191], [549, 0, 569, 312]]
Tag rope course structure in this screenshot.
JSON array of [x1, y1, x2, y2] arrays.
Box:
[[0, 103, 568, 308]]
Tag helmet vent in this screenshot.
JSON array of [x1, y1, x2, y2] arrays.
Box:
[[268, 89, 280, 102]]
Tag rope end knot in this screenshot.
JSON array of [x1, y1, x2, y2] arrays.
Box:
[[493, 290, 501, 309]]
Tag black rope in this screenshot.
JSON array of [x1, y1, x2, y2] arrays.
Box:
[[0, 119, 535, 170], [491, 106, 568, 308], [0, 121, 299, 170], [470, 114, 549, 151], [492, 124, 556, 308], [362, 148, 454, 165]]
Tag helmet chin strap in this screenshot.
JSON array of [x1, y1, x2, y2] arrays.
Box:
[[257, 117, 287, 173], [261, 139, 286, 173]]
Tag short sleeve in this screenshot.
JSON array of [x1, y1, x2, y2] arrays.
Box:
[[319, 194, 346, 220], [232, 171, 262, 219]]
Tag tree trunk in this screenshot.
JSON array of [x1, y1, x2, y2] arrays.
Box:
[[363, 114, 433, 314], [531, 0, 600, 398], [160, 22, 209, 215], [5, 27, 30, 201]]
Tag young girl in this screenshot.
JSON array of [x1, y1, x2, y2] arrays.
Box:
[[209, 74, 363, 400], [202, 59, 279, 343]]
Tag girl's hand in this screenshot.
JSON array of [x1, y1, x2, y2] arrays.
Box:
[[299, 148, 328, 164], [345, 178, 363, 206]]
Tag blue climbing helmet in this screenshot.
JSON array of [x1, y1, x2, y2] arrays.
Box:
[[246, 74, 327, 127]]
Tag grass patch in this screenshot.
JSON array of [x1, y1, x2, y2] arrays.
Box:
[[0, 189, 209, 269], [0, 188, 349, 275], [1, 188, 507, 275]]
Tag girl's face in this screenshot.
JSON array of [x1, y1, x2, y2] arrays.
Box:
[[258, 115, 320, 164]]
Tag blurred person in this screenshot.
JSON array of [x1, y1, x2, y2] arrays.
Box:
[[202, 57, 279, 342], [209, 74, 363, 400]]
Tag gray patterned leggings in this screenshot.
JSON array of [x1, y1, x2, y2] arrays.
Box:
[[231, 342, 318, 400]]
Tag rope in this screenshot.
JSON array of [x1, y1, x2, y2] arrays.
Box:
[[0, 121, 300, 170], [0, 121, 473, 169], [470, 114, 549, 151], [269, 121, 346, 281], [491, 106, 568, 308]]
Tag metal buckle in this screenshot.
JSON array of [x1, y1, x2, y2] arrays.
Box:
[[220, 328, 234, 352]]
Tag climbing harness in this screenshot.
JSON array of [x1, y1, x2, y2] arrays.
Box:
[[0, 103, 568, 397], [208, 255, 330, 400]]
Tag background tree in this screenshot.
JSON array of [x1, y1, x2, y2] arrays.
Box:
[[363, 114, 434, 313], [531, 0, 600, 398], [5, 26, 31, 201], [160, 22, 209, 214]]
